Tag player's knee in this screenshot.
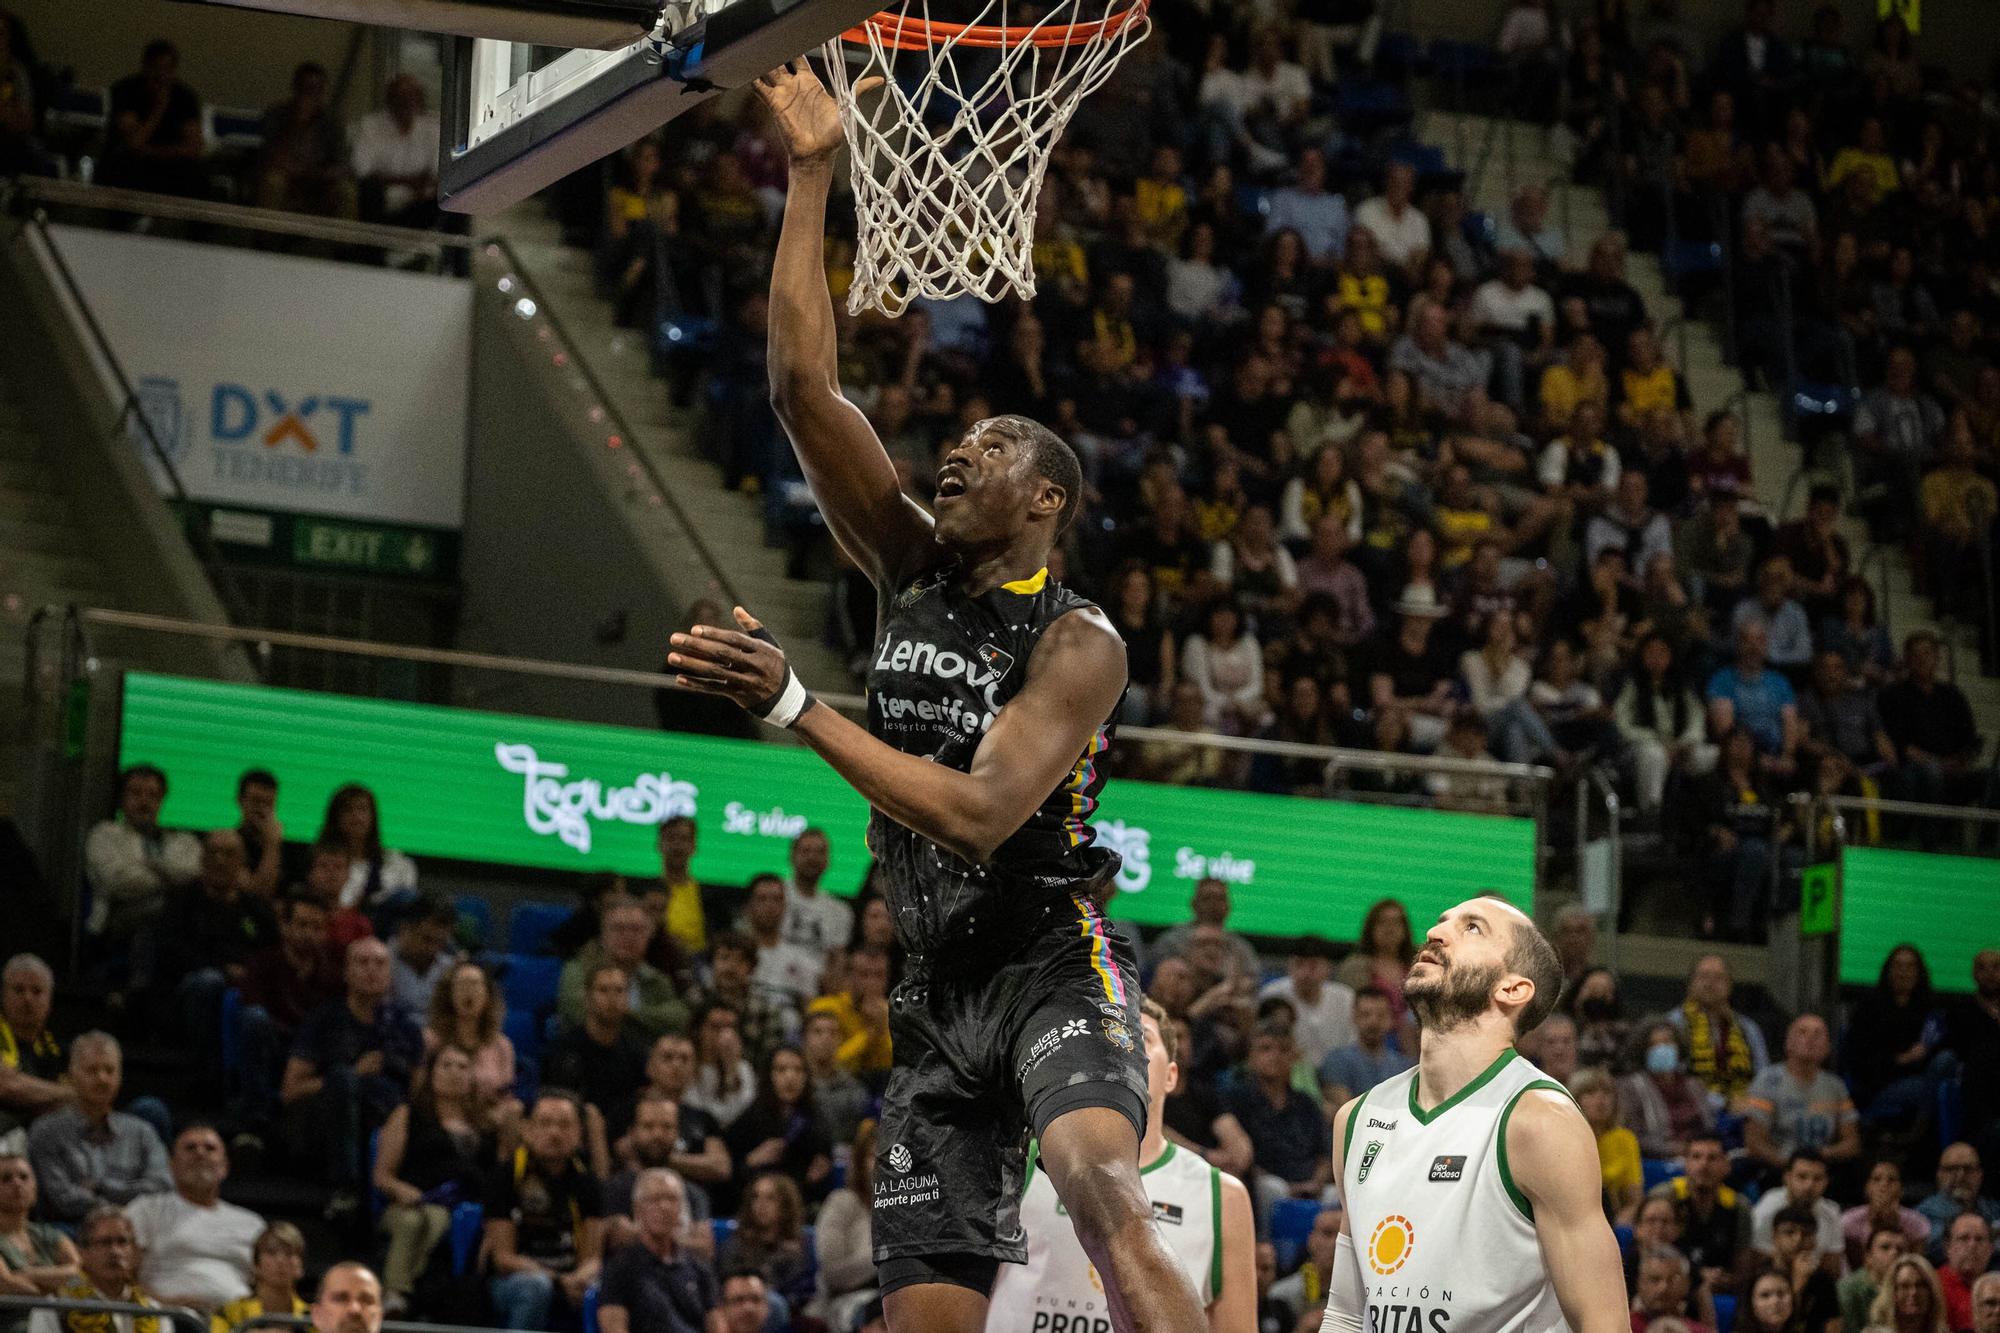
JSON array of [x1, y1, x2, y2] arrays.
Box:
[[1047, 1156, 1149, 1250]]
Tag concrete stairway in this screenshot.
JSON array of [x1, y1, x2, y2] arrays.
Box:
[[0, 376, 119, 815], [1423, 109, 2000, 726], [480, 206, 856, 693]]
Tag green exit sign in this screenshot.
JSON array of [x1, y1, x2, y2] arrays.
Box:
[[294, 518, 441, 576]]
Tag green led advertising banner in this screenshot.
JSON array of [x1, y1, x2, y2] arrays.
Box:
[[119, 673, 1536, 939], [1838, 847, 2000, 992]]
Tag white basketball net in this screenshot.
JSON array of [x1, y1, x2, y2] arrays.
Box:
[[821, 0, 1150, 316]]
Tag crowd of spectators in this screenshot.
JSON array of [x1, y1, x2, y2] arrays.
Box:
[[0, 21, 444, 230], [0, 759, 1992, 1333]]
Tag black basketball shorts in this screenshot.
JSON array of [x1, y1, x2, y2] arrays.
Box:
[[870, 892, 1148, 1272]]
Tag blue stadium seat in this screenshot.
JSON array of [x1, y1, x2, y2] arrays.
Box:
[[712, 1217, 738, 1252], [455, 895, 494, 951], [1713, 1293, 1737, 1333], [513, 1051, 541, 1106], [1389, 143, 1447, 178], [1463, 211, 1497, 248], [499, 954, 563, 1019], [1641, 1158, 1682, 1192], [1662, 240, 1726, 288], [507, 901, 573, 957], [1426, 39, 1499, 81], [219, 988, 244, 1076], [1788, 379, 1859, 422], [1335, 81, 1414, 133], [1269, 1197, 1321, 1271], [1614, 1224, 1634, 1255], [1373, 32, 1424, 78], [581, 1283, 600, 1333], [450, 1202, 484, 1275], [504, 1004, 547, 1067], [1938, 1078, 1964, 1150]]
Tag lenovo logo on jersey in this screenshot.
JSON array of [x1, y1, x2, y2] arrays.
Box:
[[873, 636, 1009, 712], [1428, 1155, 1466, 1182]]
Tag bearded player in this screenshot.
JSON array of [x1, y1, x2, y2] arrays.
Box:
[[987, 999, 1256, 1332], [665, 58, 1208, 1333], [1321, 897, 1626, 1333]]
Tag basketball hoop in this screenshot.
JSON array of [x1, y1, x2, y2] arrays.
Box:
[[822, 0, 1150, 316]]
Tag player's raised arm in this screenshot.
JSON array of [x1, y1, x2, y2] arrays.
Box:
[[1507, 1089, 1631, 1333], [755, 59, 933, 588]]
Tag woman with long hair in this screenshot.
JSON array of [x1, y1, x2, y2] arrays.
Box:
[[1109, 562, 1177, 726], [1819, 576, 1895, 685], [722, 1046, 832, 1209], [719, 1172, 812, 1311], [317, 783, 418, 917], [1570, 1066, 1642, 1225], [1281, 445, 1364, 548], [1182, 597, 1268, 734], [1211, 505, 1300, 629], [811, 1120, 877, 1328], [374, 1044, 498, 1312], [425, 962, 518, 1115], [1565, 966, 1630, 1071], [1334, 899, 1417, 1050], [1862, 1254, 1949, 1333], [1741, 1267, 1804, 1333], [1845, 945, 1937, 1127], [686, 1004, 755, 1127], [1614, 632, 1716, 818], [0, 1154, 78, 1333]]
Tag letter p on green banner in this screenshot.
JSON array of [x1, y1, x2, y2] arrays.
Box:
[[1799, 862, 1836, 937]]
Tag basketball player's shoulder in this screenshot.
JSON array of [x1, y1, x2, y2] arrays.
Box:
[[1026, 600, 1125, 677], [1499, 1063, 1597, 1211]]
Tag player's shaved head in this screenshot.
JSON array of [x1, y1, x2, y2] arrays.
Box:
[[1477, 895, 1565, 1035], [990, 414, 1081, 534]]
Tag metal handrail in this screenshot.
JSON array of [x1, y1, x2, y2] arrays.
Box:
[[1817, 793, 2000, 826], [9, 175, 475, 254], [479, 236, 741, 610], [0, 1294, 205, 1333], [61, 604, 1553, 786]]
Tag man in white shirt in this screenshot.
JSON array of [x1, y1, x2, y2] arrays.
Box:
[[779, 827, 852, 964], [743, 873, 823, 1008], [125, 1124, 265, 1311], [1471, 247, 1556, 415], [1352, 161, 1432, 281], [350, 74, 439, 227], [1749, 1148, 1845, 1270], [1256, 945, 1355, 1068], [83, 765, 201, 987]]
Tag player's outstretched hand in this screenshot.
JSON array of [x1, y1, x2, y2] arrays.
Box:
[[669, 606, 813, 727], [753, 58, 879, 164]]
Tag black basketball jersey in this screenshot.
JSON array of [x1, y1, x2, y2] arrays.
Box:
[[864, 562, 1120, 958]]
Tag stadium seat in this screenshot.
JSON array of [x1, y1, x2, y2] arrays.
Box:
[[506, 901, 572, 957], [450, 1202, 485, 1275], [368, 1129, 385, 1220], [581, 1283, 600, 1333], [1938, 1078, 1964, 1149], [1335, 81, 1414, 134], [1713, 1294, 1737, 1333], [1640, 1158, 1681, 1192], [504, 1004, 547, 1067], [1269, 1197, 1320, 1270], [1373, 32, 1425, 79], [1463, 211, 1497, 248], [207, 106, 266, 153], [219, 988, 244, 1076], [499, 954, 563, 1019], [712, 1217, 738, 1252], [455, 895, 494, 951], [1613, 1224, 1633, 1255]]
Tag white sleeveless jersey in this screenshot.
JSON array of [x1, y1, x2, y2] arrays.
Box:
[[1340, 1048, 1571, 1333], [985, 1141, 1222, 1332]]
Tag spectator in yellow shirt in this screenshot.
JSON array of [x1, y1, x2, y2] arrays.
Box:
[[1540, 331, 1611, 434], [1134, 146, 1189, 253], [1823, 117, 1900, 207], [1572, 1066, 1643, 1225], [1617, 327, 1693, 433], [805, 948, 893, 1077], [211, 1224, 309, 1333], [650, 817, 706, 956]]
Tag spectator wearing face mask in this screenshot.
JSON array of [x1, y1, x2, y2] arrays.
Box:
[[1621, 1022, 1716, 1161]]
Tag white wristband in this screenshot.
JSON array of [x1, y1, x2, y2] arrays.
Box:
[[758, 672, 813, 729]]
